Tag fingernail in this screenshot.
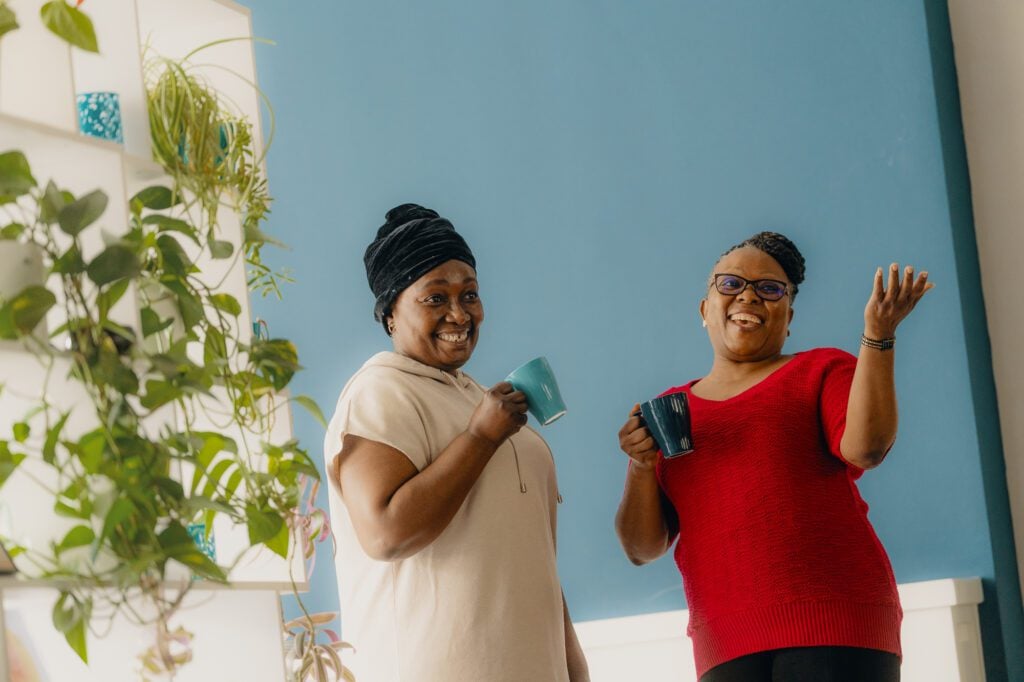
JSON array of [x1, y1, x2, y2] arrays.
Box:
[[891, 263, 898, 270], [921, 271, 928, 277]]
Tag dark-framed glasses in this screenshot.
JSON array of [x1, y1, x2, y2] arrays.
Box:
[[712, 273, 790, 301]]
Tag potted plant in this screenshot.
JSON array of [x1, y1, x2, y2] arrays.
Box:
[[0, 148, 331, 678]]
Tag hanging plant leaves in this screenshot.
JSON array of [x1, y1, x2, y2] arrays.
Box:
[[143, 214, 199, 245], [57, 525, 96, 552], [208, 293, 241, 317], [140, 306, 173, 338], [0, 285, 56, 339], [52, 243, 86, 275], [0, 5, 19, 40], [57, 189, 107, 236], [132, 185, 178, 211], [292, 395, 328, 429], [157, 521, 226, 581], [0, 441, 26, 488], [0, 150, 36, 201], [52, 592, 90, 662], [208, 237, 233, 259], [40, 1, 97, 53], [40, 181, 69, 224], [245, 504, 284, 546], [86, 245, 140, 286]]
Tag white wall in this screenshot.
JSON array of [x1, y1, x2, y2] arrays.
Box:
[[575, 578, 985, 682]]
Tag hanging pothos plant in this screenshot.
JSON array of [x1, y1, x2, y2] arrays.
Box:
[[144, 39, 290, 300], [0, 144, 335, 679]]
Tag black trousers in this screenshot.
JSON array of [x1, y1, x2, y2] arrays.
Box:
[[700, 646, 900, 682]]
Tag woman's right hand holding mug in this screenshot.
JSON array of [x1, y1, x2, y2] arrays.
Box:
[[619, 404, 659, 470], [468, 381, 529, 448]]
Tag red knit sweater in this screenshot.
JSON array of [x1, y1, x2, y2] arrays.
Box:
[[655, 347, 902, 678]]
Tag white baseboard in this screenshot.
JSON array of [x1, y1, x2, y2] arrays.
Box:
[[575, 577, 985, 682]]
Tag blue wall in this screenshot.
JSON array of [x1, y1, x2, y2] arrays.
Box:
[[241, 1, 1022, 678]]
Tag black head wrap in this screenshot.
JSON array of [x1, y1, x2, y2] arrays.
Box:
[[363, 203, 476, 333]]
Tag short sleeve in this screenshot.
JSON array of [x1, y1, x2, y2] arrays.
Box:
[[324, 368, 431, 471], [818, 349, 857, 463]]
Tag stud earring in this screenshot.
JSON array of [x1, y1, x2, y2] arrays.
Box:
[[701, 318, 707, 328]]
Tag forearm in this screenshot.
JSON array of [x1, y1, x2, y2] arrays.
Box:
[[376, 431, 498, 559], [563, 592, 590, 682], [615, 463, 673, 564], [841, 336, 898, 468]]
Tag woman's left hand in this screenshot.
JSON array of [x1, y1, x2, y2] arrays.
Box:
[[864, 263, 935, 339]]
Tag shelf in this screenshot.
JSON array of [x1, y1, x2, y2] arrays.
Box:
[[70, 0, 152, 159], [0, 574, 303, 594], [0, 0, 75, 133], [2, 584, 288, 681]]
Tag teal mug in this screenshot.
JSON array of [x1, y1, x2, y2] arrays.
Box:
[[505, 356, 567, 426]]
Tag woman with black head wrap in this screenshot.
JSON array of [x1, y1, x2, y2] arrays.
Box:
[[323, 204, 589, 682], [615, 233, 933, 682]]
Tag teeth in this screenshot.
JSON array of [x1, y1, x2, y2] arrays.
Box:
[[438, 332, 468, 343], [729, 313, 762, 324]]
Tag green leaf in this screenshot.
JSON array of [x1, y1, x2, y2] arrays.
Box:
[[57, 525, 95, 552], [140, 306, 173, 338], [0, 223, 26, 240], [12, 421, 28, 443], [40, 1, 97, 53], [142, 214, 199, 244], [0, 285, 56, 338], [140, 379, 183, 411], [264, 520, 290, 559], [158, 521, 226, 581], [243, 224, 286, 249], [52, 592, 90, 663], [86, 245, 139, 286], [52, 243, 86, 275], [43, 412, 70, 465], [0, 5, 19, 40], [208, 238, 234, 259], [75, 430, 106, 474], [0, 151, 36, 199], [245, 505, 284, 546], [94, 497, 133, 559], [39, 181, 68, 223], [96, 279, 131, 322], [208, 293, 241, 317], [156, 233, 192, 276], [57, 189, 107, 236], [0, 441, 26, 488], [293, 395, 328, 428], [132, 186, 177, 210]]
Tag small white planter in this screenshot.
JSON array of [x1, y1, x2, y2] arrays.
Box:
[[0, 241, 45, 300]]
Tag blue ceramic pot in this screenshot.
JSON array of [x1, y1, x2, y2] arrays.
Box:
[[76, 91, 124, 144]]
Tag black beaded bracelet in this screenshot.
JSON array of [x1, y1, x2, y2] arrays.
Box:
[[861, 334, 895, 351]]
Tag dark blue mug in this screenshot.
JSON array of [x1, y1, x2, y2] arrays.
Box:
[[638, 392, 694, 458]]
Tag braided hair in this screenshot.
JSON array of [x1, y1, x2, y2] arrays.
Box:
[[719, 231, 806, 298]]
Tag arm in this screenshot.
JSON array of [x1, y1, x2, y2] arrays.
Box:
[[614, 405, 679, 565], [330, 382, 528, 561], [562, 590, 590, 682], [840, 263, 933, 469]]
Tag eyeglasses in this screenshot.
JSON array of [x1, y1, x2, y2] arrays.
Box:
[[711, 273, 790, 301]]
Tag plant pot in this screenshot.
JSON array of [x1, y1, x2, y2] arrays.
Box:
[[0, 241, 45, 299], [76, 91, 124, 144]]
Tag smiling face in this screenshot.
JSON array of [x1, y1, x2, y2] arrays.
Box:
[[700, 246, 794, 364], [387, 259, 483, 373]]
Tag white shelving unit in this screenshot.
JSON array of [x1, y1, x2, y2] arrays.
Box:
[[0, 1, 304, 680]]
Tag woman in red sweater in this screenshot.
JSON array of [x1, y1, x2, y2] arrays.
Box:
[[615, 232, 933, 682]]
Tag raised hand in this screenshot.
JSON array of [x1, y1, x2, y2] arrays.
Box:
[[618, 404, 660, 470], [467, 381, 529, 447], [864, 263, 934, 339]]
